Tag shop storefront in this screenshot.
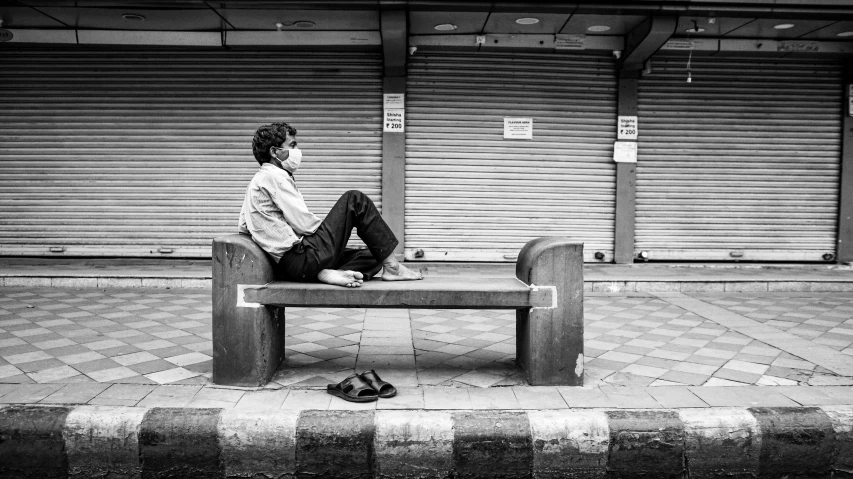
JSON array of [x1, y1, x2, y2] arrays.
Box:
[[1, 2, 851, 264], [636, 55, 843, 261], [404, 51, 618, 262], [0, 46, 383, 256]]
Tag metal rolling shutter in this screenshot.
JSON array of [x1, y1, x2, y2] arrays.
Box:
[[0, 46, 382, 257], [405, 52, 617, 262], [636, 56, 841, 261]]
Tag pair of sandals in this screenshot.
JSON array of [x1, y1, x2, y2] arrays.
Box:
[[326, 370, 397, 403]]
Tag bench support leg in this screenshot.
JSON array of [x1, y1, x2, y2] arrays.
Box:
[[212, 238, 284, 386], [516, 238, 584, 386]]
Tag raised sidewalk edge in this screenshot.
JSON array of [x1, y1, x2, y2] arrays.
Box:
[[1, 405, 851, 478]]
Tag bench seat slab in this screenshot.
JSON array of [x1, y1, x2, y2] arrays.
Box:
[[241, 278, 553, 309]]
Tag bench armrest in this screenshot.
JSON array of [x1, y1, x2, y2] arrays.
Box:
[[515, 237, 584, 386], [211, 234, 280, 386], [212, 234, 276, 287]]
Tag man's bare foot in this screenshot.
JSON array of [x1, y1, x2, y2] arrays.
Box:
[[318, 269, 364, 288], [381, 263, 424, 281]]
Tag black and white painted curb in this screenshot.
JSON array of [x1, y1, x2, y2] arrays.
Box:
[[0, 405, 851, 478]]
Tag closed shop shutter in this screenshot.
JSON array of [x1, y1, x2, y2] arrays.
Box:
[[0, 46, 382, 257], [636, 56, 842, 261], [405, 51, 617, 262]]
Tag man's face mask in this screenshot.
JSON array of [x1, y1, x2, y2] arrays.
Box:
[[274, 146, 302, 173]]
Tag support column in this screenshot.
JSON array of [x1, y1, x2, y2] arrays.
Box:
[[381, 8, 407, 256], [614, 72, 638, 264], [839, 68, 853, 263], [613, 15, 675, 264]]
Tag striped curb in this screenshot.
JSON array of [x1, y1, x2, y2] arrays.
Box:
[[0, 405, 852, 478]]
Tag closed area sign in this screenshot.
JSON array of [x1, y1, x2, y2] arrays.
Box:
[[503, 118, 533, 139]]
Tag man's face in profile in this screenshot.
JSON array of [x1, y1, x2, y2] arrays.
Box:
[[271, 132, 298, 166]]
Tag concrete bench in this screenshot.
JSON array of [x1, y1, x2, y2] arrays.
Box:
[[212, 234, 584, 387]]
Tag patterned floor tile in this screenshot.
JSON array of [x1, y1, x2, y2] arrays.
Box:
[[702, 294, 853, 352], [1, 287, 851, 388]]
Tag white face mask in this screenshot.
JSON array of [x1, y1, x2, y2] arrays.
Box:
[[275, 146, 302, 173]]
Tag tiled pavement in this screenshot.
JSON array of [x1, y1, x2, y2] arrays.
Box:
[[0, 286, 852, 409]]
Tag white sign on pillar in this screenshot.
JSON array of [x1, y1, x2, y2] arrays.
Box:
[[384, 93, 405, 132], [613, 141, 637, 163], [617, 116, 638, 140]]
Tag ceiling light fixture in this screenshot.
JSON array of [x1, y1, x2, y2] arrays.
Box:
[[434, 23, 457, 31], [587, 25, 610, 32], [515, 18, 539, 25], [837, 31, 853, 37], [773, 23, 795, 29], [686, 27, 705, 33], [122, 13, 146, 21], [294, 21, 315, 28]]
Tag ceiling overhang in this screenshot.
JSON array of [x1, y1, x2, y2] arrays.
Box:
[[0, 1, 851, 59]]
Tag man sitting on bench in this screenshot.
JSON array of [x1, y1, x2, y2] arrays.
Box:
[[238, 122, 423, 288]]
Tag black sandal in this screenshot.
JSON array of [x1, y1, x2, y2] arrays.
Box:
[[359, 370, 397, 398], [326, 373, 379, 403]]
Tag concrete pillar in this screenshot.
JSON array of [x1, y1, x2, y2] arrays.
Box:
[[382, 77, 406, 255], [381, 8, 407, 255], [614, 72, 639, 264], [839, 67, 853, 263]]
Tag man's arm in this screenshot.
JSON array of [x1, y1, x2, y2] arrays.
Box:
[[269, 179, 321, 236]]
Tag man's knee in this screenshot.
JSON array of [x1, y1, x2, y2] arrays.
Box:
[[344, 190, 369, 202]]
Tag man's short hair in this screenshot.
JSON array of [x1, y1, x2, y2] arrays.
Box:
[[252, 122, 297, 165]]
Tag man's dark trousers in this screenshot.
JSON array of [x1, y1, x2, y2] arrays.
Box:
[[275, 190, 399, 282]]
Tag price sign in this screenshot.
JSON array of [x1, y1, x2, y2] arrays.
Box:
[[384, 109, 404, 132], [617, 116, 638, 140]]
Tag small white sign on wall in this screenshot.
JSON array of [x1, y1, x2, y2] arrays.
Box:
[[383, 93, 405, 132], [555, 34, 585, 50], [617, 116, 638, 140], [504, 118, 533, 139], [384, 94, 404, 109], [613, 141, 637, 163]]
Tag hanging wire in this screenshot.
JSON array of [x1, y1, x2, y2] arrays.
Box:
[[686, 47, 693, 83], [686, 20, 698, 83]]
